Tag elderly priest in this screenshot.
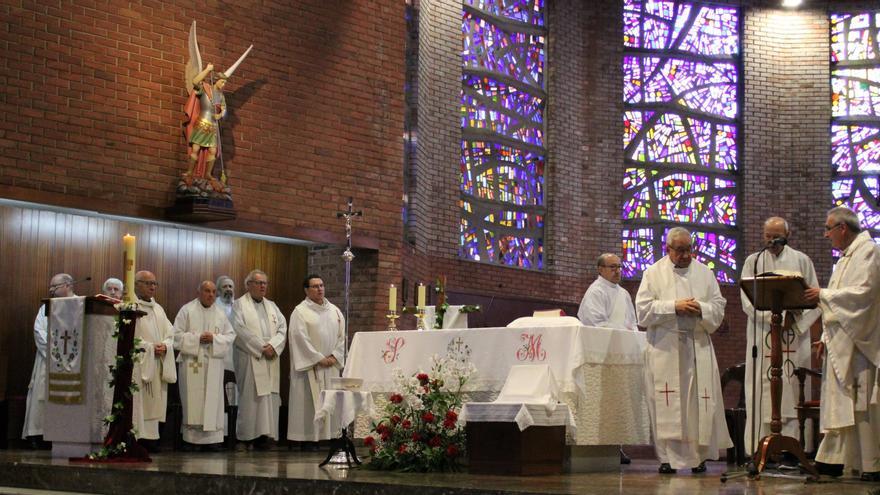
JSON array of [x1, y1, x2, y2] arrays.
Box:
[[636, 227, 731, 474], [577, 253, 637, 331], [173, 280, 236, 451]]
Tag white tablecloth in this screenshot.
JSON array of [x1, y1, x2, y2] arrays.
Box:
[[461, 403, 576, 434], [314, 390, 375, 433], [343, 325, 650, 445]]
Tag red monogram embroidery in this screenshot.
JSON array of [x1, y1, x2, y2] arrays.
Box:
[[515, 333, 546, 361], [382, 337, 405, 364]]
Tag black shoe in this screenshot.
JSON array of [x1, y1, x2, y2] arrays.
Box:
[[691, 461, 707, 473], [861, 471, 880, 482], [620, 449, 631, 465], [252, 436, 272, 451], [201, 443, 224, 453], [815, 461, 843, 477], [659, 463, 676, 474], [179, 441, 197, 452]]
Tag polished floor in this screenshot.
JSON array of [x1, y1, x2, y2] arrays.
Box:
[[1, 448, 880, 495]]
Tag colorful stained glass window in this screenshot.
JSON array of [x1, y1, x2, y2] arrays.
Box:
[[461, 0, 546, 269], [622, 0, 740, 282], [831, 12, 880, 244]]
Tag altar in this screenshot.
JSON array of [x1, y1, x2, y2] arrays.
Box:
[[343, 324, 651, 455]]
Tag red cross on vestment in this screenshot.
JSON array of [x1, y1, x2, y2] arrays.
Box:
[[659, 381, 676, 407]]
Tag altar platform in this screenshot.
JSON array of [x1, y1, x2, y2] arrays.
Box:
[[0, 448, 877, 495]]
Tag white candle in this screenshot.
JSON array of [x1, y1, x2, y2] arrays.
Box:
[[389, 284, 397, 312], [122, 233, 136, 303], [417, 283, 426, 309]]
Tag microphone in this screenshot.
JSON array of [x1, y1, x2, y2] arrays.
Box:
[[769, 237, 788, 247], [49, 276, 92, 296], [72, 276, 93, 286]]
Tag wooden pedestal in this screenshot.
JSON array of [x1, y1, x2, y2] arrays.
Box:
[[466, 422, 565, 475]]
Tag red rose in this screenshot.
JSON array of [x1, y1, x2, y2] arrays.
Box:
[[446, 444, 459, 457], [411, 432, 421, 441], [375, 423, 387, 434], [445, 410, 458, 421], [389, 393, 403, 404], [398, 444, 408, 454], [364, 436, 375, 447], [416, 373, 429, 383], [390, 415, 401, 425], [443, 418, 456, 429], [429, 436, 441, 447], [422, 411, 435, 423], [380, 431, 390, 441], [402, 419, 412, 429]]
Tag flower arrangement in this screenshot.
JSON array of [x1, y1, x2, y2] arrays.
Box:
[[365, 355, 476, 472], [431, 275, 480, 329]]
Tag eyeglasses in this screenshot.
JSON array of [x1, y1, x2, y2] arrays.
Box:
[[668, 245, 692, 254], [136, 280, 159, 287], [308, 284, 324, 289], [824, 222, 842, 232], [600, 264, 622, 270], [248, 280, 268, 286]]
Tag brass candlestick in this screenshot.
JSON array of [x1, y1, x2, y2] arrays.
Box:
[[386, 310, 400, 331]]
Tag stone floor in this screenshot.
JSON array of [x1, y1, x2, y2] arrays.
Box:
[[1, 449, 879, 495]]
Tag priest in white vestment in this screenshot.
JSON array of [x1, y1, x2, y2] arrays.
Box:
[[22, 273, 75, 445], [216, 275, 236, 373], [173, 281, 236, 448], [287, 275, 345, 447], [132, 271, 177, 447], [578, 253, 637, 330], [232, 269, 287, 449], [636, 227, 732, 473], [804, 207, 880, 480], [740, 217, 820, 453]]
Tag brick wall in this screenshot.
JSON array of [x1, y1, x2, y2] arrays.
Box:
[[0, 0, 406, 332]]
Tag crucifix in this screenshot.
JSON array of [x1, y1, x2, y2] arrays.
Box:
[[336, 197, 362, 362], [451, 337, 465, 354], [60, 329, 73, 354], [700, 388, 711, 412]]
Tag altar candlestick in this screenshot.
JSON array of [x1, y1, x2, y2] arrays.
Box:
[[122, 233, 136, 303], [389, 284, 397, 312], [417, 283, 426, 309]]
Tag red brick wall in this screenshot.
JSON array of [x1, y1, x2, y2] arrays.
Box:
[[0, 0, 406, 332]]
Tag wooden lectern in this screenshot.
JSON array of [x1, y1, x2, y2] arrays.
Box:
[[740, 275, 818, 478]]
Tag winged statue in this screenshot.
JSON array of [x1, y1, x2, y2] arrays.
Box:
[[181, 21, 252, 197]]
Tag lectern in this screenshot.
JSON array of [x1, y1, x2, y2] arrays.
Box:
[[740, 275, 818, 478]]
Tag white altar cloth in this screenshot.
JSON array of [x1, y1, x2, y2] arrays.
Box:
[[314, 390, 374, 433], [461, 403, 576, 434], [344, 325, 650, 446]]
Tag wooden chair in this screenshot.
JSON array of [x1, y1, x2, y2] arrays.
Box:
[[720, 363, 747, 465], [793, 367, 822, 455]]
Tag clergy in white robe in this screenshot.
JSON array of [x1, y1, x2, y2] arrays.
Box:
[[173, 281, 236, 445], [804, 207, 880, 478], [22, 273, 75, 441], [578, 253, 637, 330], [287, 275, 345, 442], [636, 227, 732, 472], [216, 275, 236, 374], [740, 217, 821, 453], [232, 270, 287, 444], [132, 271, 177, 441]]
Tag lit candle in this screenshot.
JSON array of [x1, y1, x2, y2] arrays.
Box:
[[389, 284, 397, 312], [417, 283, 426, 309], [123, 233, 136, 303]]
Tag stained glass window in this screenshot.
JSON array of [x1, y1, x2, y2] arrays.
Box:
[[830, 12, 880, 244], [460, 0, 546, 269], [622, 0, 740, 282]]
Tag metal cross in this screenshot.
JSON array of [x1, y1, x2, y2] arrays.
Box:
[[700, 388, 711, 412]]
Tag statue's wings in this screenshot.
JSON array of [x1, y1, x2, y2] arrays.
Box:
[[184, 21, 203, 95]]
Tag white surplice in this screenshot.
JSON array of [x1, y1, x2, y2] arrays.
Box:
[[287, 298, 345, 442], [133, 297, 177, 440], [232, 293, 287, 441], [577, 277, 638, 330], [740, 245, 821, 452], [22, 304, 48, 438], [814, 232, 880, 473], [173, 299, 236, 444], [636, 257, 732, 469]]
